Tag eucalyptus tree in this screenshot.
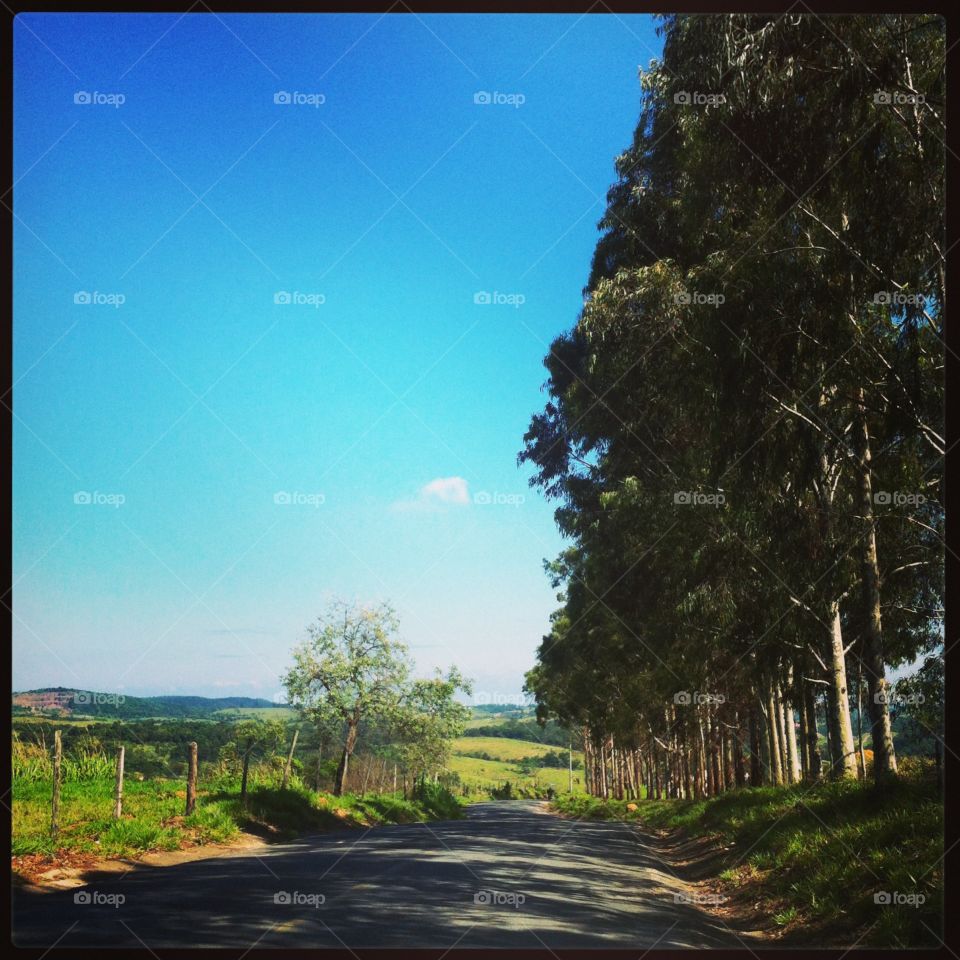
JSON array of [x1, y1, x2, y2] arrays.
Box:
[[521, 13, 942, 793]]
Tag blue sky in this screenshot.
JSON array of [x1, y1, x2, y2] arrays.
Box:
[[12, 12, 663, 700]]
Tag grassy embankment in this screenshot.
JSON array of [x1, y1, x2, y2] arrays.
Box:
[[553, 770, 942, 947], [13, 776, 461, 863]]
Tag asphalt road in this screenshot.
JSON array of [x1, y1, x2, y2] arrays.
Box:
[[13, 800, 756, 949]]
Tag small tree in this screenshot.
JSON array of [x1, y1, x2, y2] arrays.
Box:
[[397, 668, 472, 787], [283, 601, 411, 796], [223, 719, 285, 806]]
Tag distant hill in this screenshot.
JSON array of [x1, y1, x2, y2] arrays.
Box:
[[470, 703, 536, 720], [12, 687, 285, 720]]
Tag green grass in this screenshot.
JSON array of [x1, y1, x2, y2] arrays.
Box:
[[453, 735, 579, 761], [211, 706, 298, 719], [553, 777, 942, 947], [447, 744, 585, 799], [12, 773, 462, 867]]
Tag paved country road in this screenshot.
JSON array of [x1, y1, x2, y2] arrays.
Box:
[[13, 801, 759, 950]]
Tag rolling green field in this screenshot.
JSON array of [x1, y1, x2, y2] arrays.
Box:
[[447, 735, 585, 798], [211, 706, 298, 720], [454, 736, 571, 760]]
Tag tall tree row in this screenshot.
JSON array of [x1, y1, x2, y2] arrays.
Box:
[[521, 14, 944, 796]]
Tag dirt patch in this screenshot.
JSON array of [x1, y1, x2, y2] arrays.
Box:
[[12, 831, 266, 892], [638, 825, 787, 941]]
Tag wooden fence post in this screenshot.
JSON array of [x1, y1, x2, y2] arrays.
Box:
[[186, 741, 198, 815], [113, 746, 125, 819], [51, 730, 62, 836], [282, 728, 299, 789]]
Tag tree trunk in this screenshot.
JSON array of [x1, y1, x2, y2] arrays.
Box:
[[774, 683, 789, 782], [782, 675, 802, 785], [240, 741, 252, 806], [802, 682, 822, 780], [765, 681, 784, 786], [710, 708, 723, 794], [282, 728, 299, 789], [853, 393, 898, 781], [748, 706, 762, 786], [334, 720, 359, 796], [856, 658, 867, 780], [826, 601, 859, 778]]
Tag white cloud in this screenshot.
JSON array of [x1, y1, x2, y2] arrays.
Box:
[[392, 476, 470, 512], [421, 476, 469, 505]]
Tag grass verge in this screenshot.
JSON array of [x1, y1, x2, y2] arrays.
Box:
[[553, 777, 942, 947], [12, 776, 462, 873]]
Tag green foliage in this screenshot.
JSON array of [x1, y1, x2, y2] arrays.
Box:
[[282, 599, 472, 794], [520, 12, 943, 793]]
